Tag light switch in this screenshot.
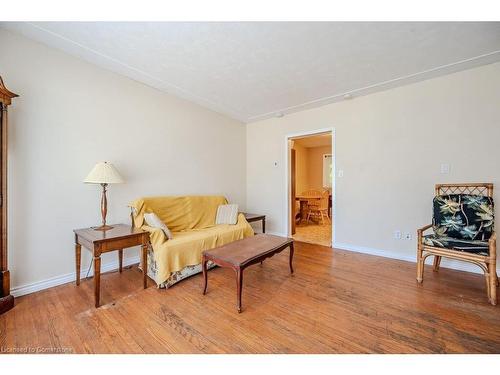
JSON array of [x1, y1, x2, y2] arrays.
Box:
[[440, 163, 450, 174], [338, 170, 344, 178]]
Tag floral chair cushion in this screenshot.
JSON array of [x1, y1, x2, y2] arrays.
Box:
[[433, 194, 494, 241], [422, 234, 489, 256]]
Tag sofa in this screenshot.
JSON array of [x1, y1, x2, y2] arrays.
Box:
[[129, 195, 254, 288]]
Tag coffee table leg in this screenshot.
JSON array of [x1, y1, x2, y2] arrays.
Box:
[[236, 268, 243, 313], [202, 256, 208, 295], [289, 242, 294, 274]]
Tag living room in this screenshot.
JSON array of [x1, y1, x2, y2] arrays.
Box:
[[1, 0, 500, 371]]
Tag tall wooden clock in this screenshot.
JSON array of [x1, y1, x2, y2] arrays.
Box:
[[0, 76, 18, 315]]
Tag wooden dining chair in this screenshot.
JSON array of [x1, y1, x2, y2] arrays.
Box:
[[299, 189, 321, 220], [306, 190, 331, 225], [302, 189, 322, 197], [417, 183, 497, 305], [322, 188, 332, 218]]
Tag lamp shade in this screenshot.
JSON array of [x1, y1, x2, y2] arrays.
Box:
[[84, 161, 124, 184]]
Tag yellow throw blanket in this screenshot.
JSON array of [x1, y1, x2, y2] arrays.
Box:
[[130, 196, 254, 285]]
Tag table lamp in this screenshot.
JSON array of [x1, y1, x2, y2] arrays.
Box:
[[84, 161, 124, 231]]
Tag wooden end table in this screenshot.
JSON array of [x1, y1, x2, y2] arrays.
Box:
[[73, 224, 149, 308], [241, 212, 266, 233], [202, 234, 294, 313]]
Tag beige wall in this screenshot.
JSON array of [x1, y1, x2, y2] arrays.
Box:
[[293, 142, 331, 194], [247, 61, 500, 273], [0, 29, 247, 294], [306, 145, 331, 190]]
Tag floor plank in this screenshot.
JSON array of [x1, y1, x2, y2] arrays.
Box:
[[1, 242, 500, 353]]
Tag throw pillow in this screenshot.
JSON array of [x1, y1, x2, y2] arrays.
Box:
[[144, 212, 173, 239], [216, 204, 239, 225]]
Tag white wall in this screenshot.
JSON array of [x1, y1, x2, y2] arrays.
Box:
[[247, 62, 500, 272], [0, 29, 247, 294]]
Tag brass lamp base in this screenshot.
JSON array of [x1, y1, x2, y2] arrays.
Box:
[[93, 183, 113, 231], [93, 225, 114, 231]]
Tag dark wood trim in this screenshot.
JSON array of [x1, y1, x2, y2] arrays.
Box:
[[0, 294, 14, 315], [0, 76, 18, 315]]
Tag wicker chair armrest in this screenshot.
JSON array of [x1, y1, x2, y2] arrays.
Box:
[[417, 224, 432, 236]]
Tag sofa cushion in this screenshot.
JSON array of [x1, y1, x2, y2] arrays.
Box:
[[422, 234, 489, 256], [433, 194, 494, 241], [215, 204, 239, 225]]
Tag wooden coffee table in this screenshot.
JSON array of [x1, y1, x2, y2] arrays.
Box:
[[202, 234, 294, 313]]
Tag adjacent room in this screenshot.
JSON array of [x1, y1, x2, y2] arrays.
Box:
[[290, 132, 333, 247], [1, 19, 500, 359]]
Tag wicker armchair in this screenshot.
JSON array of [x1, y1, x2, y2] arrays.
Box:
[[417, 183, 497, 305]]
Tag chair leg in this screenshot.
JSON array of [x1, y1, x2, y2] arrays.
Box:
[[324, 210, 331, 224], [416, 243, 424, 284], [484, 271, 491, 302], [433, 256, 441, 272], [489, 262, 497, 306]]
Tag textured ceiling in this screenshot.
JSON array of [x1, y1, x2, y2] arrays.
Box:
[[2, 22, 500, 123]]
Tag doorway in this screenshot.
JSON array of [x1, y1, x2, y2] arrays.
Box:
[[287, 129, 334, 247]]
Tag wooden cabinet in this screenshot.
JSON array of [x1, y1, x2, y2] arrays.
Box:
[[0, 76, 18, 315]]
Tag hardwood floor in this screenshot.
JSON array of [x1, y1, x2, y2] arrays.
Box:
[[293, 222, 331, 246], [1, 242, 500, 353]]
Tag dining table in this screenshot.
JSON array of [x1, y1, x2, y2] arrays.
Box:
[[295, 194, 332, 223]]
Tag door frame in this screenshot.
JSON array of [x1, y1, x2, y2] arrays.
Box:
[[284, 127, 336, 246]]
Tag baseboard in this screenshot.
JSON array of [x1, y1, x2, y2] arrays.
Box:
[[11, 255, 141, 298], [333, 242, 500, 275]]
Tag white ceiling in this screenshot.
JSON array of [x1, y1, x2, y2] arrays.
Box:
[[2, 22, 500, 123]]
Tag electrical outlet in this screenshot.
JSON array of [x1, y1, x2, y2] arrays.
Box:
[[393, 230, 402, 240], [404, 232, 412, 240]]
